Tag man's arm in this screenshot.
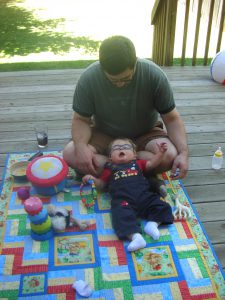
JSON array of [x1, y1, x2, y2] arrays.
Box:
[[71, 112, 97, 175], [161, 108, 189, 179], [72, 112, 92, 144]]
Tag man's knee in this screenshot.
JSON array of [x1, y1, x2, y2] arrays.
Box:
[[62, 141, 101, 171], [62, 141, 75, 166], [161, 149, 176, 170], [145, 137, 177, 172]]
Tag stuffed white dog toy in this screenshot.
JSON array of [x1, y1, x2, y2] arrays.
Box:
[[47, 204, 89, 232]]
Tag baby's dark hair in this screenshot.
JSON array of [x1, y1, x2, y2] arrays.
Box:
[[108, 138, 137, 156]]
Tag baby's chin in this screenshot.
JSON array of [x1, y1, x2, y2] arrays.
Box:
[[112, 157, 131, 164]]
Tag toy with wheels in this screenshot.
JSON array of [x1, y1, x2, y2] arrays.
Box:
[[210, 50, 225, 84], [80, 179, 97, 208]]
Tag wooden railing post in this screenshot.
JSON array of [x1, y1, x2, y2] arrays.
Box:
[[203, 0, 215, 66], [216, 0, 225, 53], [181, 0, 190, 66], [151, 0, 178, 66], [192, 0, 203, 66], [163, 0, 178, 66], [151, 0, 225, 66]]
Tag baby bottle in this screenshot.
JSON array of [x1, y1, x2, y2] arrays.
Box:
[[212, 147, 223, 170]]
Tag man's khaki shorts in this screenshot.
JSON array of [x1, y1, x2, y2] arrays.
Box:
[[89, 121, 168, 154]]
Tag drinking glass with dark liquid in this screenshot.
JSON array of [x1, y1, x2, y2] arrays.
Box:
[[34, 124, 48, 148]]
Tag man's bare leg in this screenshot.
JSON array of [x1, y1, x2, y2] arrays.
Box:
[[138, 137, 177, 197], [63, 141, 108, 176], [137, 137, 177, 174]]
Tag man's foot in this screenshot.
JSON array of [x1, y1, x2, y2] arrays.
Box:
[[127, 233, 146, 252], [144, 221, 160, 240]]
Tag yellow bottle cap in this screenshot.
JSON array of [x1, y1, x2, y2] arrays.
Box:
[[215, 147, 223, 157]]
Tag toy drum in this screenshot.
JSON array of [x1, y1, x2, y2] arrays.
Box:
[[26, 155, 69, 196]]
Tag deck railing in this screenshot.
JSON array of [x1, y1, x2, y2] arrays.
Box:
[[151, 0, 225, 66]]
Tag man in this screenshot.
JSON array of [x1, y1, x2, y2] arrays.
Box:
[[63, 35, 188, 179]]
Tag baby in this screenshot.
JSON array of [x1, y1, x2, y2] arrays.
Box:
[[82, 138, 173, 252]]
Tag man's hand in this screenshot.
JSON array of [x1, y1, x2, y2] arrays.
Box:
[[74, 143, 98, 175], [170, 151, 188, 179]]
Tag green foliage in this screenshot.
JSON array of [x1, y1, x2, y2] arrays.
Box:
[[0, 60, 97, 71], [0, 58, 212, 72], [0, 1, 212, 70], [173, 58, 212, 66], [0, 0, 100, 58]]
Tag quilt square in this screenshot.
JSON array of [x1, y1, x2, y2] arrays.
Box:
[[18, 273, 47, 297], [127, 241, 184, 285], [48, 231, 100, 270], [96, 192, 111, 212]]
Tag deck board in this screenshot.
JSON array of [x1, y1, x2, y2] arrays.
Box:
[[0, 66, 225, 270]]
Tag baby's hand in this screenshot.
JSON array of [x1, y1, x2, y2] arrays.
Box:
[[82, 174, 95, 184], [156, 142, 168, 153]]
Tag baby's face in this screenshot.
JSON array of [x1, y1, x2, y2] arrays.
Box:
[[110, 139, 136, 164]]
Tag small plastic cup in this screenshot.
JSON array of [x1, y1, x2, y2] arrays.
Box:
[[34, 124, 48, 148]]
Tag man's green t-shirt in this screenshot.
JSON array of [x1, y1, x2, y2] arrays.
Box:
[[73, 58, 175, 138]]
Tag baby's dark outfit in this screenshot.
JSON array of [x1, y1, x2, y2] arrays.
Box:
[[100, 159, 173, 239]]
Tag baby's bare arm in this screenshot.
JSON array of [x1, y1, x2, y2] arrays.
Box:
[[145, 142, 168, 171], [82, 174, 106, 190]]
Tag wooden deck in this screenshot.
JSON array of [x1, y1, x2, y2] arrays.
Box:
[[0, 66, 225, 271]]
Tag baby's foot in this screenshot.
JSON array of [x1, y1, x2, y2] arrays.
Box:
[[72, 280, 93, 297], [127, 233, 146, 252], [144, 221, 160, 240]]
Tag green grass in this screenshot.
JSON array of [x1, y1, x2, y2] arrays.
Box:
[[0, 0, 100, 66], [0, 60, 97, 71], [0, 1, 212, 72], [0, 58, 212, 72], [173, 58, 212, 66]]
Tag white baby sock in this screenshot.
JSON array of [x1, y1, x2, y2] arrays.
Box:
[[127, 233, 146, 252], [72, 280, 93, 297], [144, 221, 160, 240]]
